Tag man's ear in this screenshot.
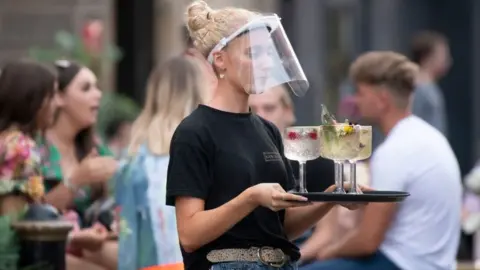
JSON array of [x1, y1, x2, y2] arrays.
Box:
[[377, 88, 392, 110]]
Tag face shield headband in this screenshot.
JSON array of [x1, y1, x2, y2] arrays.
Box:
[[206, 14, 309, 96]]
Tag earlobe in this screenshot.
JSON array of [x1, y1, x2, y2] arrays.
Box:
[[212, 52, 226, 70], [54, 94, 65, 108]]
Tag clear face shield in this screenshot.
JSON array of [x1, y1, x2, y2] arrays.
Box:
[[207, 14, 309, 97]]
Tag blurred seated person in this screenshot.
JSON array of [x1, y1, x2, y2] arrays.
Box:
[[300, 52, 461, 270], [249, 85, 334, 192], [299, 161, 370, 266], [115, 56, 205, 269], [38, 60, 118, 270], [0, 60, 56, 269], [248, 85, 335, 252]]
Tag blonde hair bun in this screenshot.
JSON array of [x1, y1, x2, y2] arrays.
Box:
[[184, 1, 256, 56], [186, 1, 214, 33]]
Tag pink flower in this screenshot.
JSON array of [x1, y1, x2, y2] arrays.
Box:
[[82, 20, 104, 55], [17, 146, 30, 160]]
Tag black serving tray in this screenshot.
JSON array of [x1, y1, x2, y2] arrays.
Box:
[[289, 190, 409, 203]]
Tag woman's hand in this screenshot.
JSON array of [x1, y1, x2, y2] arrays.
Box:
[[69, 223, 108, 251], [324, 183, 373, 210], [69, 150, 118, 186], [250, 183, 311, 212]]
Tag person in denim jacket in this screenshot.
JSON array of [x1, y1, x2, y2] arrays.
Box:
[[115, 56, 207, 270]]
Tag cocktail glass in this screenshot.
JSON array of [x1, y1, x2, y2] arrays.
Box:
[[319, 124, 361, 193], [284, 126, 321, 193], [348, 126, 372, 194]]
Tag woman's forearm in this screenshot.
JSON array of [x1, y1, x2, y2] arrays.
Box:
[[177, 187, 258, 252], [44, 183, 76, 210], [284, 202, 334, 240]]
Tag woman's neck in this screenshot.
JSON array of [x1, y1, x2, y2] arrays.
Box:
[[47, 114, 80, 148], [208, 81, 250, 113]]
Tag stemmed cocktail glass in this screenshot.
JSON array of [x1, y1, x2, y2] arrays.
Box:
[[348, 126, 372, 194], [284, 126, 321, 193], [319, 124, 361, 193]]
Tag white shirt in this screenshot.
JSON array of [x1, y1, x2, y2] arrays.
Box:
[[371, 115, 462, 270]]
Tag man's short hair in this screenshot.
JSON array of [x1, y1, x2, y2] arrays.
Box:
[[411, 31, 448, 64], [349, 51, 419, 105]]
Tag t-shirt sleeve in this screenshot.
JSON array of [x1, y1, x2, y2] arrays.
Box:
[[370, 148, 407, 191], [166, 127, 213, 206], [0, 132, 44, 200]]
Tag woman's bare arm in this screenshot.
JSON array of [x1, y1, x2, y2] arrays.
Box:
[[175, 187, 258, 253], [44, 183, 77, 210]]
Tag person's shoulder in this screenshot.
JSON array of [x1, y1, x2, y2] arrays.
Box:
[[2, 130, 34, 145], [379, 116, 453, 163], [0, 130, 37, 160], [172, 108, 212, 147], [409, 116, 447, 144]]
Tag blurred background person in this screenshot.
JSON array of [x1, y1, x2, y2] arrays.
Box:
[[301, 51, 461, 270], [297, 162, 371, 267], [410, 31, 451, 136], [37, 60, 118, 270], [116, 56, 206, 270], [249, 85, 336, 265], [0, 60, 56, 269]]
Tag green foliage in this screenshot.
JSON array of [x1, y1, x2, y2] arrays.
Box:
[[28, 30, 122, 67], [97, 92, 141, 139]]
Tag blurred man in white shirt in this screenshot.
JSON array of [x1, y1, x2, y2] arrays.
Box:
[[300, 51, 461, 270]]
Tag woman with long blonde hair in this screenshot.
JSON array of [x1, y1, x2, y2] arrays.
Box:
[[115, 56, 206, 270], [128, 57, 205, 156]]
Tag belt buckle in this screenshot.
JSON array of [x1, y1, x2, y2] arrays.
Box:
[[257, 247, 286, 268]]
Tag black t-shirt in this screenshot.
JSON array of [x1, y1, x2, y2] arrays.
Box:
[[166, 105, 300, 270], [289, 158, 334, 193]]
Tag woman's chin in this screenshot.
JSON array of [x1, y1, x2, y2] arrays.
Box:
[[78, 119, 97, 129]]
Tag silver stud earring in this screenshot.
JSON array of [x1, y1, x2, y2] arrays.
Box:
[[219, 73, 225, 79]]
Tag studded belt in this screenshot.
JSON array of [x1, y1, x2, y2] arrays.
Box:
[[206, 247, 290, 268]]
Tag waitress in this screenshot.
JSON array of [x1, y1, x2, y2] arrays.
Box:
[[166, 1, 364, 270]]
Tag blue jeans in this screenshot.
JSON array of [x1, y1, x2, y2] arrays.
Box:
[[211, 261, 298, 270], [299, 251, 400, 270]]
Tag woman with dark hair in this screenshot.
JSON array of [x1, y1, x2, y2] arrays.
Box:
[[37, 60, 118, 270], [0, 59, 57, 269]]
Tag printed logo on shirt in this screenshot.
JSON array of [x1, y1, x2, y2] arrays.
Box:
[[263, 152, 282, 162]]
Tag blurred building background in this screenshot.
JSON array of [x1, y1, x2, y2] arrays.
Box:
[[0, 0, 479, 171]]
